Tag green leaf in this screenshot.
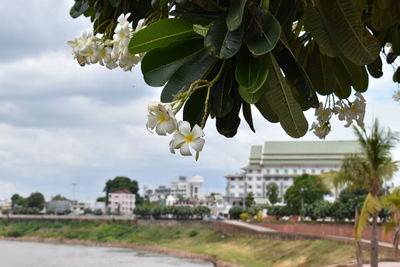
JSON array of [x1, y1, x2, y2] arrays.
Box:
[[367, 57, 383, 78], [335, 57, 368, 94], [242, 102, 255, 132], [264, 54, 308, 138], [255, 93, 279, 123], [108, 0, 121, 8], [235, 51, 269, 93], [275, 38, 319, 108], [209, 64, 235, 117], [238, 84, 267, 104], [393, 67, 400, 83], [183, 89, 207, 128], [193, 24, 209, 37], [161, 50, 216, 102], [141, 39, 204, 87], [245, 10, 281, 56], [216, 88, 242, 137], [204, 16, 244, 59], [305, 43, 336, 95], [70, 0, 90, 19], [226, 0, 248, 31], [129, 18, 205, 54], [304, 0, 380, 65]]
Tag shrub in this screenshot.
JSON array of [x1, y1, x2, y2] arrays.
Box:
[[229, 206, 244, 219], [188, 230, 198, 237], [240, 213, 249, 221]]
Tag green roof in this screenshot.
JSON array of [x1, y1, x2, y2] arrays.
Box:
[[262, 141, 360, 155], [247, 140, 361, 166]]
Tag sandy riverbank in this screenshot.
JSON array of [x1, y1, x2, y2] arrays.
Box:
[[0, 236, 243, 267]]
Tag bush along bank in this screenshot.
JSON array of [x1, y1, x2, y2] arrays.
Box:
[[134, 205, 210, 220]]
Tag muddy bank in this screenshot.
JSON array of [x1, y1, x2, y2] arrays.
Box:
[[0, 236, 243, 267]]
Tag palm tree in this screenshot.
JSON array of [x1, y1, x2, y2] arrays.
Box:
[[382, 188, 400, 255], [336, 120, 398, 267]]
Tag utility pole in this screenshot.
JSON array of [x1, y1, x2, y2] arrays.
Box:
[[72, 183, 76, 201]]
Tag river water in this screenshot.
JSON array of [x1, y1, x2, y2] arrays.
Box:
[[0, 240, 213, 267]]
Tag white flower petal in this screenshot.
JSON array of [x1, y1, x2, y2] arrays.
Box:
[[155, 124, 167, 136], [160, 120, 176, 134], [179, 121, 192, 136], [146, 115, 158, 130], [180, 142, 192, 156], [192, 124, 204, 139], [191, 138, 205, 152], [171, 134, 186, 148]]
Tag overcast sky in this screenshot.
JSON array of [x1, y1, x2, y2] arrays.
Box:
[[0, 0, 399, 201]]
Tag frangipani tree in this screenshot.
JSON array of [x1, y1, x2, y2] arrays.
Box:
[[68, 0, 400, 157]]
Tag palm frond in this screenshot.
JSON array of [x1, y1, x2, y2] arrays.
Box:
[[355, 193, 382, 240]]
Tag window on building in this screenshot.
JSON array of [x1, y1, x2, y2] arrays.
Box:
[[266, 169, 270, 174], [239, 193, 244, 197], [248, 185, 252, 189], [311, 169, 316, 174], [293, 169, 297, 174], [248, 177, 252, 181], [257, 193, 261, 197], [264, 177, 269, 181], [321, 169, 325, 173], [230, 185, 235, 189], [302, 169, 306, 174], [239, 185, 244, 189], [284, 177, 289, 181], [284, 169, 288, 174], [231, 178, 235, 181], [248, 170, 252, 174], [257, 169, 261, 173], [194, 187, 198, 194], [239, 178, 244, 181], [257, 176, 261, 181], [257, 185, 261, 189], [275, 169, 279, 174]]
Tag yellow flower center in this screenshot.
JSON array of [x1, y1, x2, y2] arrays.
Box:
[[185, 134, 194, 143], [158, 114, 166, 123]]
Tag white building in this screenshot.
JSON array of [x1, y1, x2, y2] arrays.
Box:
[[225, 141, 360, 206], [144, 175, 204, 202]]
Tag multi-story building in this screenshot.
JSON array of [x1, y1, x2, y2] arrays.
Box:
[[144, 175, 204, 202], [225, 141, 360, 206], [109, 190, 135, 215], [0, 199, 11, 213]]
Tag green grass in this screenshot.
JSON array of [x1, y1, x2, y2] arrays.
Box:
[[0, 220, 362, 266]]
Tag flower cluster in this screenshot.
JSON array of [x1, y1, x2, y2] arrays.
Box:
[[146, 102, 205, 157], [394, 90, 400, 102], [67, 13, 143, 71], [311, 92, 366, 139]]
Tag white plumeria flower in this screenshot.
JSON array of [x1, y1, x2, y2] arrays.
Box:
[[333, 101, 349, 121], [116, 13, 131, 30], [393, 90, 400, 102], [355, 92, 365, 102], [169, 121, 205, 156], [135, 19, 145, 32], [146, 104, 177, 136], [314, 102, 331, 122], [310, 121, 331, 139]]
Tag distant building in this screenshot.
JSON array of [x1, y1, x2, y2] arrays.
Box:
[[109, 190, 135, 215], [144, 175, 204, 202], [225, 141, 360, 206], [0, 199, 11, 213], [47, 200, 72, 214]]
